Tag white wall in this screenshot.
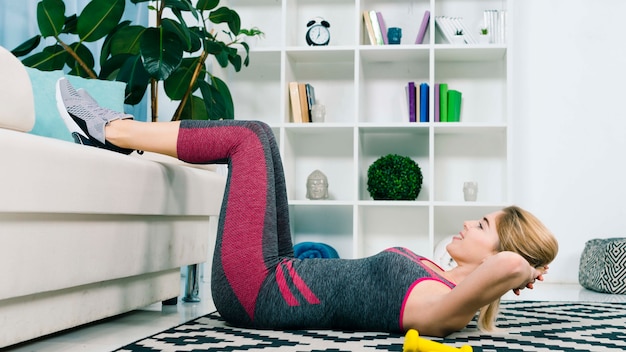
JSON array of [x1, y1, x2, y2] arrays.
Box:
[[512, 0, 626, 283]]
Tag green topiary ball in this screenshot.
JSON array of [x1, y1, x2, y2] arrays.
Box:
[[367, 154, 423, 200]]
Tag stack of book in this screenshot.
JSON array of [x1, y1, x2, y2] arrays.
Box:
[[484, 10, 507, 44], [288, 82, 316, 123], [434, 83, 462, 122], [434, 16, 477, 44], [363, 10, 431, 45], [362, 10, 388, 45], [406, 82, 429, 123]]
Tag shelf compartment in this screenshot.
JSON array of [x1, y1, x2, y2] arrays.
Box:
[[359, 55, 429, 123], [360, 0, 431, 46], [285, 0, 356, 47], [434, 0, 508, 45], [228, 50, 282, 124], [356, 203, 430, 258], [358, 126, 430, 201], [434, 59, 507, 124], [285, 50, 356, 124], [290, 203, 354, 259], [433, 129, 507, 203], [229, 0, 284, 48], [283, 126, 355, 202]]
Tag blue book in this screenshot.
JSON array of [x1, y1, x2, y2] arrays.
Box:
[[419, 83, 429, 122]]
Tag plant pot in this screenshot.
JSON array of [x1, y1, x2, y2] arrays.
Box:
[[478, 34, 490, 44], [451, 35, 465, 44]]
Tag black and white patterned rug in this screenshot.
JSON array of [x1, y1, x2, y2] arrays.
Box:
[[115, 301, 626, 351]]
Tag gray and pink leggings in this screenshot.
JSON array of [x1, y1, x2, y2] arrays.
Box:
[[176, 120, 455, 332]]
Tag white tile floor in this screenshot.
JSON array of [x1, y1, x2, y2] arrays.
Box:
[[4, 280, 625, 352]]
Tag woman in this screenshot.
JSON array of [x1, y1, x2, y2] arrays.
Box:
[[56, 78, 558, 337]]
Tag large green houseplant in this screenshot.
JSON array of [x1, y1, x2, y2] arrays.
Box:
[[12, 0, 262, 122]]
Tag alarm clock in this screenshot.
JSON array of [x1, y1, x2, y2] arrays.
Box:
[[306, 17, 330, 46]]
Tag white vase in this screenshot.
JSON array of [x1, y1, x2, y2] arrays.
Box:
[[451, 35, 465, 44], [478, 34, 490, 44]]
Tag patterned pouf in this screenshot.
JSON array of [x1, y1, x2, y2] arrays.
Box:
[[579, 238, 626, 294]]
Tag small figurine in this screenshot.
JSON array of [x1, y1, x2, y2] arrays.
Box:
[[403, 329, 473, 352], [306, 169, 329, 200]]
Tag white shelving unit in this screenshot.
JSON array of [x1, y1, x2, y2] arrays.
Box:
[[227, 0, 512, 259]]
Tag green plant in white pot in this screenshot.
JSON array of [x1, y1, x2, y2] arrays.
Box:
[[12, 0, 263, 122]]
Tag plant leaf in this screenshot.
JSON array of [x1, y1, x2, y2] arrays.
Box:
[[196, 0, 219, 11], [167, 0, 198, 21], [37, 0, 66, 38], [116, 55, 151, 105], [11, 36, 42, 57], [109, 25, 145, 56], [215, 49, 229, 68], [180, 95, 209, 120], [62, 14, 78, 35], [100, 53, 133, 80], [228, 53, 242, 72], [198, 77, 234, 120], [77, 0, 125, 42], [211, 75, 234, 119], [140, 27, 184, 80], [187, 27, 203, 53], [163, 57, 204, 100], [209, 7, 241, 35], [66, 42, 95, 78], [100, 20, 132, 65], [22, 44, 67, 71], [162, 18, 192, 52]]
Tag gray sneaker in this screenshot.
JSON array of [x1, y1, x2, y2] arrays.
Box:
[[55, 78, 134, 154]]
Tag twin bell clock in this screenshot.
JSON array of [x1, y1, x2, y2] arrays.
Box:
[[306, 17, 330, 46]]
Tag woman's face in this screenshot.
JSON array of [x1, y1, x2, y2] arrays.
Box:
[[446, 211, 502, 265]]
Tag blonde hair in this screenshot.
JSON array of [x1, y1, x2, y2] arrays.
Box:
[[477, 205, 559, 331]]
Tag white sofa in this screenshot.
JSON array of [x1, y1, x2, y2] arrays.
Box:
[[0, 47, 226, 348]]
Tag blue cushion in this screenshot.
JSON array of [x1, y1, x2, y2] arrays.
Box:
[[25, 68, 126, 142]]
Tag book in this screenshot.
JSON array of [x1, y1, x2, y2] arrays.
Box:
[[439, 83, 448, 122], [288, 82, 303, 123], [484, 10, 507, 44], [415, 10, 430, 44], [419, 83, 429, 123], [434, 17, 454, 43], [452, 17, 476, 44], [362, 11, 377, 45], [407, 82, 416, 122], [376, 12, 388, 45], [434, 83, 440, 122], [369, 11, 384, 45], [298, 83, 310, 122], [305, 83, 316, 120], [447, 89, 462, 122]]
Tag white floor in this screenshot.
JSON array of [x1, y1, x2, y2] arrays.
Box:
[[5, 280, 625, 352]]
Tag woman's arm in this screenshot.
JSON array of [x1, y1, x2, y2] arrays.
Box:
[[406, 251, 544, 336]]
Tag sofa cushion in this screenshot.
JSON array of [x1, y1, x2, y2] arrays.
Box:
[[25, 67, 126, 142], [0, 46, 35, 132]]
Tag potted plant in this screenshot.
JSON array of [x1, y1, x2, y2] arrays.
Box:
[[366, 154, 423, 201], [479, 27, 490, 44], [11, 0, 263, 122], [452, 29, 465, 44]]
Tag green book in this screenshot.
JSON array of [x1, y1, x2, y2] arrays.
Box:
[[439, 83, 448, 122], [447, 89, 462, 122]]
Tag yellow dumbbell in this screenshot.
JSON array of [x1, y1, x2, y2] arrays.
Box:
[[403, 329, 473, 352]]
